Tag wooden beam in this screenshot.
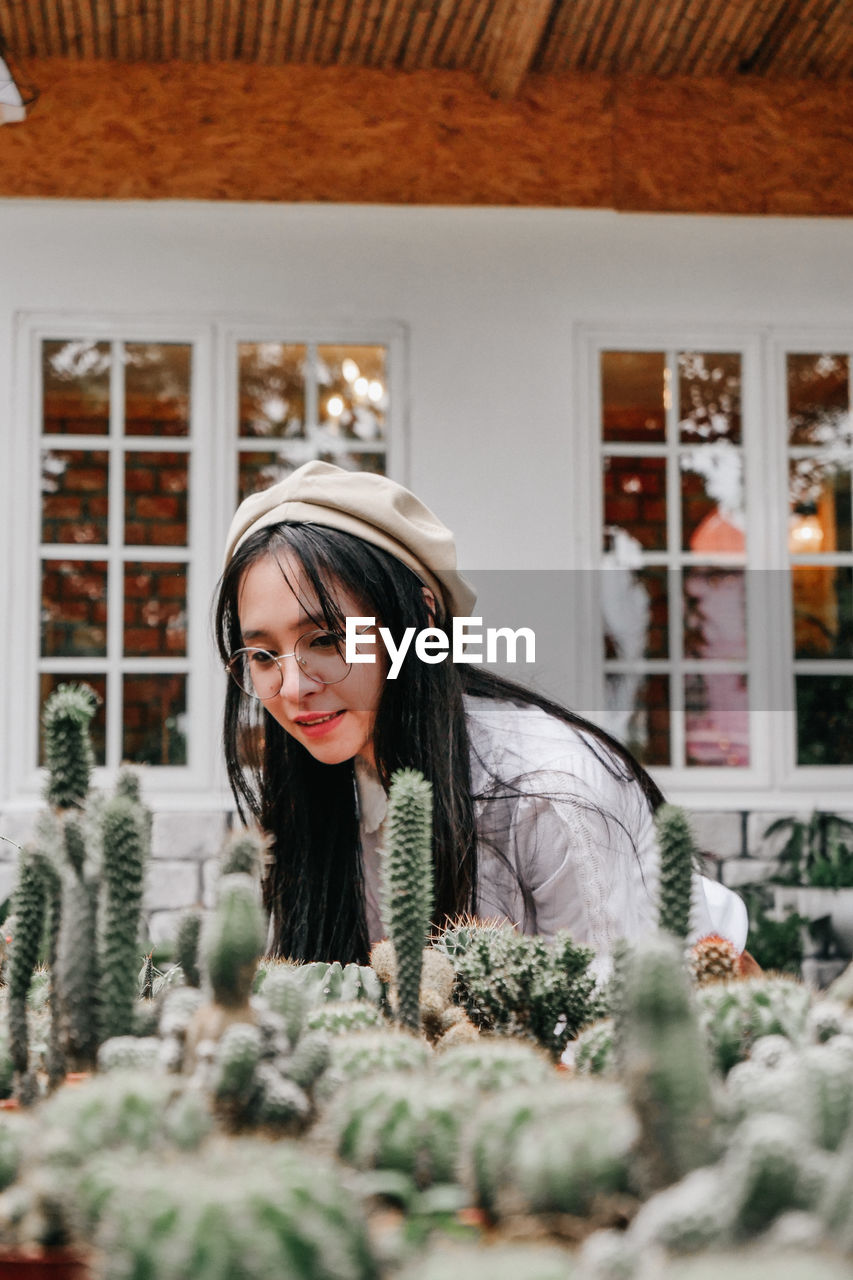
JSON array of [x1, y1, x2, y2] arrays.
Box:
[[479, 0, 553, 97]]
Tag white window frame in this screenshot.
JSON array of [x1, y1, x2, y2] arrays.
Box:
[[577, 322, 853, 812], [3, 312, 407, 814]]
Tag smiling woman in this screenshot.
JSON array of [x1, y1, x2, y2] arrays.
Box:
[[215, 461, 747, 969]]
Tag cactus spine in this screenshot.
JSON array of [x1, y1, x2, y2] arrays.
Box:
[[100, 793, 149, 1040], [380, 768, 434, 1033], [655, 802, 697, 941]]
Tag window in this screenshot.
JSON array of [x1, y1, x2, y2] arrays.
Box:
[[8, 317, 402, 804], [583, 327, 853, 804]]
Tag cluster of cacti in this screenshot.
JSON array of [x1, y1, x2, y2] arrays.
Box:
[[695, 975, 813, 1075], [572, 1017, 616, 1077], [614, 933, 716, 1193], [315, 1028, 432, 1103], [432, 1038, 552, 1092], [655, 803, 699, 941], [380, 768, 435, 1033], [255, 957, 385, 1007], [434, 920, 603, 1059], [370, 940, 477, 1046], [7, 685, 154, 1095]]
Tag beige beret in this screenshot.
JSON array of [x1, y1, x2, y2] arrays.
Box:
[[223, 461, 477, 617]]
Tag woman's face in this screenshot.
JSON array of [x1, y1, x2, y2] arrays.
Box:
[[236, 551, 385, 769]]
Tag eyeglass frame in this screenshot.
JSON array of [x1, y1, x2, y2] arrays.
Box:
[[225, 628, 354, 700]]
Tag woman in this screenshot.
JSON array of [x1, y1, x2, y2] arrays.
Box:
[[216, 460, 747, 972]]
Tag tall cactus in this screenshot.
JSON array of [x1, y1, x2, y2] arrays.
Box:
[[42, 683, 97, 811], [380, 768, 434, 1033], [220, 827, 267, 879], [617, 932, 716, 1193], [175, 910, 203, 988], [655, 802, 697, 941], [7, 847, 47, 1086], [56, 865, 100, 1070], [100, 793, 149, 1040]]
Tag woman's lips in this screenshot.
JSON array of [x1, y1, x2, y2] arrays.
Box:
[[295, 710, 345, 738]]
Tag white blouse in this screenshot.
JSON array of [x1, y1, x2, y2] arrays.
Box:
[[355, 695, 747, 977]]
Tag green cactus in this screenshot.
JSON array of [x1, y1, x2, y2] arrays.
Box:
[[212, 1022, 264, 1100], [617, 933, 716, 1192], [724, 1113, 819, 1238], [655, 803, 698, 941], [433, 1038, 552, 1092], [254, 1064, 311, 1130], [42, 683, 98, 811], [220, 827, 267, 878], [381, 768, 434, 1033], [461, 1086, 542, 1217], [159, 985, 206, 1040], [327, 1072, 466, 1187], [306, 1001, 385, 1036], [442, 922, 603, 1059], [0, 1118, 23, 1191], [174, 910, 202, 988], [573, 1018, 616, 1076], [97, 1035, 162, 1073], [99, 793, 149, 1041], [282, 1029, 331, 1090], [628, 1165, 730, 1255], [94, 1142, 379, 1280], [202, 874, 266, 1007], [37, 849, 66, 1089], [696, 976, 812, 1075], [55, 865, 100, 1070], [316, 1030, 431, 1103], [8, 846, 48, 1082], [261, 967, 311, 1042]]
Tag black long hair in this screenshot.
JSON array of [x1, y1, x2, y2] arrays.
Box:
[[215, 522, 664, 964]]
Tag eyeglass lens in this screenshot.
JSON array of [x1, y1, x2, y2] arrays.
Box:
[[229, 631, 350, 698]]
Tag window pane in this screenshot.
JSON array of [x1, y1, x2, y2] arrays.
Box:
[[42, 340, 111, 435], [317, 345, 387, 440], [605, 673, 670, 766], [125, 343, 191, 437], [796, 675, 853, 765], [685, 674, 749, 767], [678, 352, 741, 444], [603, 456, 667, 550], [123, 675, 186, 765], [125, 452, 189, 546], [681, 447, 745, 553], [41, 559, 108, 657], [238, 343, 306, 439], [601, 351, 666, 443], [603, 565, 669, 660], [787, 353, 849, 447], [792, 567, 853, 659], [124, 563, 187, 657], [39, 675, 106, 766], [41, 449, 109, 544], [683, 568, 747, 660], [788, 458, 852, 554], [238, 450, 300, 503]]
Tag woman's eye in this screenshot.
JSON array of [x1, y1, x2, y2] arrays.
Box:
[[249, 650, 275, 666], [309, 632, 340, 650]]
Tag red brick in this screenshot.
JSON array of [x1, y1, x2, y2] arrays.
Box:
[[135, 495, 179, 520]]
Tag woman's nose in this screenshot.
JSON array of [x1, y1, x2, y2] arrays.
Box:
[[277, 652, 313, 701]]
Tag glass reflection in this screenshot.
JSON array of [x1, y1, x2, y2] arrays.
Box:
[[317, 345, 387, 442], [603, 456, 667, 551], [684, 673, 749, 767], [238, 343, 306, 440], [678, 351, 741, 444], [792, 567, 853, 659], [601, 351, 667, 443], [124, 563, 187, 657], [42, 340, 111, 435], [797, 675, 853, 765], [602, 564, 668, 661], [787, 353, 850, 448], [681, 445, 745, 553], [124, 452, 188, 546], [123, 675, 187, 766], [41, 560, 108, 657], [125, 343, 191, 437], [605, 673, 670, 766], [41, 449, 109, 545], [683, 568, 747, 660], [788, 458, 852, 553]]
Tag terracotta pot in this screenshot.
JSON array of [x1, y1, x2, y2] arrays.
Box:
[[0, 1096, 20, 1110], [0, 1247, 90, 1278], [63, 1073, 92, 1087]]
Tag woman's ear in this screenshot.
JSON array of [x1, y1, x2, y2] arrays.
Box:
[[422, 587, 436, 625]]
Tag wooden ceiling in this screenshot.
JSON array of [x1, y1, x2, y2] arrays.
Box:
[[1, 0, 851, 98]]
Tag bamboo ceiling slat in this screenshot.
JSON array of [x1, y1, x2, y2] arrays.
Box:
[[675, 0, 718, 73], [655, 0, 708, 75], [307, 0, 336, 63], [592, 0, 643, 72], [40, 0, 64, 56], [574, 0, 618, 70], [218, 0, 238, 60], [239, 0, 262, 59], [378, 0, 421, 67], [692, 0, 748, 74], [541, 0, 593, 72], [717, 0, 782, 74], [429, 0, 475, 68], [452, 0, 492, 70], [269, 0, 298, 64], [804, 0, 850, 75], [0, 1, 28, 57], [157, 0, 173, 60], [415, 0, 458, 68], [363, 0, 401, 65], [254, 0, 278, 63], [820, 8, 852, 76], [291, 0, 318, 62], [771, 0, 824, 75], [401, 0, 442, 71], [338, 0, 378, 63], [479, 0, 552, 95], [470, 0, 510, 73], [127, 0, 146, 58]]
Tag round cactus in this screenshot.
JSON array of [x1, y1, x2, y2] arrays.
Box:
[[691, 934, 741, 986], [97, 1036, 162, 1074], [282, 1029, 331, 1091], [433, 1038, 553, 1092], [254, 1064, 311, 1130], [724, 1112, 820, 1238], [212, 1022, 263, 1100], [573, 1019, 616, 1077], [306, 1001, 384, 1036]]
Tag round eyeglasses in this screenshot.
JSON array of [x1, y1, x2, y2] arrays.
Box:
[[226, 630, 351, 700]]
